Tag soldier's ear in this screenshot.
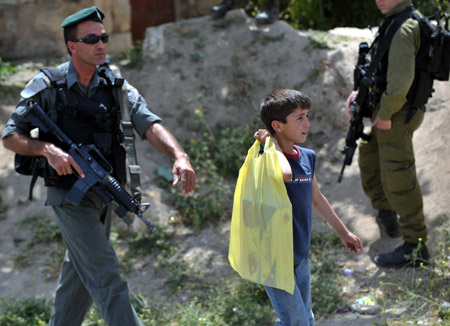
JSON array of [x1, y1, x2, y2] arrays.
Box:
[[68, 41, 76, 55]]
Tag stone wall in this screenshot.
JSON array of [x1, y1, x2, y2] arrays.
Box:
[[0, 0, 241, 61], [0, 0, 132, 61]]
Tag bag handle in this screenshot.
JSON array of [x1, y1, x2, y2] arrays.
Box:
[[249, 136, 275, 158]]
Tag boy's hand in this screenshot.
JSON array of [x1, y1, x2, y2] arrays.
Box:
[[254, 129, 271, 143], [341, 232, 363, 254]]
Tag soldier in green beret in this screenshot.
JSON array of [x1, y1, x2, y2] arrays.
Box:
[[3, 6, 196, 326]]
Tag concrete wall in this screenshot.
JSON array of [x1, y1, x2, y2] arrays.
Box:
[[0, 0, 229, 61], [0, 0, 132, 60]]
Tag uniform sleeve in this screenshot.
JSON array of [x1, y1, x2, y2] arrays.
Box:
[[2, 74, 55, 139], [378, 18, 420, 121], [2, 98, 31, 138], [125, 81, 162, 140]]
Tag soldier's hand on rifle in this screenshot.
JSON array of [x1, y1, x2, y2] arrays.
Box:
[[373, 117, 392, 130], [346, 91, 358, 116], [44, 143, 85, 178]]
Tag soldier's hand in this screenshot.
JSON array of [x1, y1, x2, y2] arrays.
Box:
[[346, 91, 358, 116], [45, 144, 85, 178], [172, 154, 196, 196], [373, 117, 392, 130]]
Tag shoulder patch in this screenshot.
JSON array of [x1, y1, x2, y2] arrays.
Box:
[[20, 77, 50, 99]]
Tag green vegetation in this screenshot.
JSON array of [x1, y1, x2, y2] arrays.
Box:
[[4, 107, 448, 325], [0, 228, 348, 325], [0, 298, 50, 326], [310, 231, 344, 314], [112, 41, 144, 68], [0, 58, 17, 81], [127, 227, 177, 257], [11, 214, 64, 280], [376, 216, 450, 324], [247, 0, 449, 31], [161, 109, 257, 230]]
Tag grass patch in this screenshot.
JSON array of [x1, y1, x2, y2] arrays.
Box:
[[160, 113, 257, 231], [74, 278, 274, 326], [377, 215, 450, 323], [1, 227, 350, 324], [127, 226, 177, 257], [0, 297, 51, 326], [310, 231, 345, 316], [11, 214, 64, 280], [0, 58, 17, 81]]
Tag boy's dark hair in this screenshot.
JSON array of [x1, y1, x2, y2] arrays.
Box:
[[260, 89, 312, 134], [63, 16, 103, 56]]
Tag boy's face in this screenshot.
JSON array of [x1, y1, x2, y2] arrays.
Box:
[[275, 107, 310, 144]]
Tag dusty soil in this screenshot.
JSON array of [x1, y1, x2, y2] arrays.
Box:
[[1, 9, 449, 325]]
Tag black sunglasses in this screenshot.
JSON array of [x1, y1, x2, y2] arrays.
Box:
[[73, 33, 109, 44]]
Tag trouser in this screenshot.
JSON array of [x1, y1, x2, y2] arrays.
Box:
[[47, 188, 143, 326], [358, 107, 428, 244], [264, 258, 314, 326]]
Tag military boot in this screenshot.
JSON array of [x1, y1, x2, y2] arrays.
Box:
[[255, 0, 279, 24], [374, 241, 430, 268], [376, 210, 400, 238], [211, 0, 234, 19]]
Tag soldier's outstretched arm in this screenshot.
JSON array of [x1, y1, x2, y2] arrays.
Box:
[[144, 123, 196, 196]]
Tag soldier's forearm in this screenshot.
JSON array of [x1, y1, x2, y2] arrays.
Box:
[[144, 123, 187, 161], [3, 133, 52, 157]]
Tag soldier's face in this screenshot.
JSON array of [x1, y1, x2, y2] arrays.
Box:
[[69, 21, 107, 66], [375, 0, 405, 14]]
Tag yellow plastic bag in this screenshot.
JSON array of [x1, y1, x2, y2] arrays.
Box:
[[228, 137, 294, 294]]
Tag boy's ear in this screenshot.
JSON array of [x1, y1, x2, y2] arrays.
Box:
[[271, 120, 282, 133]]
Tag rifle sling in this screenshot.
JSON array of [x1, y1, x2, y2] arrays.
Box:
[[117, 83, 142, 202], [366, 6, 415, 79]]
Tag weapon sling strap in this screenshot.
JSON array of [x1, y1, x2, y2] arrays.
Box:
[[117, 82, 142, 202], [354, 6, 414, 106], [39, 66, 143, 202], [367, 6, 415, 80]]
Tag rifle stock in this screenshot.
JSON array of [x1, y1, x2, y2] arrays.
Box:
[[24, 102, 155, 231]]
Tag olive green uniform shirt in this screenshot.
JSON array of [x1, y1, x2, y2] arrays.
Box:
[[378, 0, 421, 121]]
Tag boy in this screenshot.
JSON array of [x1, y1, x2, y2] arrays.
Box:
[[255, 89, 362, 325]]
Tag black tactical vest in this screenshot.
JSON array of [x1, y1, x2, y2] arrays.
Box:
[[39, 68, 126, 189]]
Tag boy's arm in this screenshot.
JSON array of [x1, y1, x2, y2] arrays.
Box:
[[312, 176, 362, 253], [254, 129, 292, 182]]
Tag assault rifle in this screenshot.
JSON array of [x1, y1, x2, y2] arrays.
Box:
[[338, 9, 450, 183], [22, 102, 156, 231], [337, 42, 373, 183]]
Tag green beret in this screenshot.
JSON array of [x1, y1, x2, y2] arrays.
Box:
[[61, 6, 105, 28]]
